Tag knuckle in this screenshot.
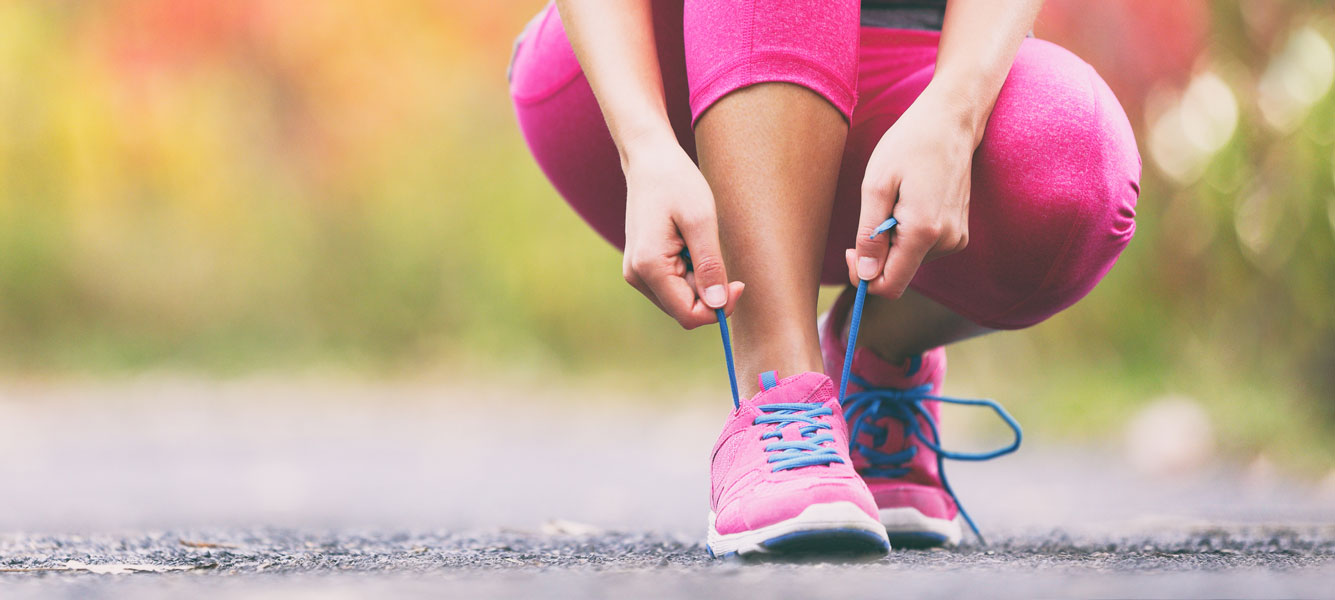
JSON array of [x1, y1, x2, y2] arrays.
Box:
[[856, 223, 885, 243], [690, 254, 724, 277], [679, 211, 711, 231], [936, 232, 958, 252], [629, 254, 655, 274], [861, 179, 894, 199], [856, 236, 887, 253]]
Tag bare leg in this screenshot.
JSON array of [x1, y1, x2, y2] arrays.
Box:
[[695, 83, 846, 398], [851, 288, 995, 363]]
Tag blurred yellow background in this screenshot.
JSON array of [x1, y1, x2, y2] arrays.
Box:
[[0, 1, 1331, 472]]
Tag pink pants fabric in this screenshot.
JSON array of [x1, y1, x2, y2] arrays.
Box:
[[509, 1, 1140, 330]]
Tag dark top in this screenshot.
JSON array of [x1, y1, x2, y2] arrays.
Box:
[[861, 0, 947, 30]]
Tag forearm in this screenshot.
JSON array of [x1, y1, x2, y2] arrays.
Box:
[[555, 0, 677, 168], [929, 0, 1044, 146]]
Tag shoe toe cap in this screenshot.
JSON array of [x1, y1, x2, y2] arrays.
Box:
[[714, 475, 878, 535]]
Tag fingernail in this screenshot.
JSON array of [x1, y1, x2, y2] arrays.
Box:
[[857, 256, 878, 280], [704, 285, 726, 308]]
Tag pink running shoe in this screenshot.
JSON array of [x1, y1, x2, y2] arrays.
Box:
[[706, 370, 890, 558], [820, 287, 1020, 547]]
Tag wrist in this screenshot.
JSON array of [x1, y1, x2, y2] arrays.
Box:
[[616, 124, 680, 171], [921, 77, 992, 147]]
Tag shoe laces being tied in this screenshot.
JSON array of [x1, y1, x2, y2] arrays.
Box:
[[835, 217, 1022, 545], [690, 218, 1021, 539], [841, 377, 1021, 544]]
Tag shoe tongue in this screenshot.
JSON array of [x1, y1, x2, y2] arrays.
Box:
[[744, 371, 834, 407], [852, 347, 935, 389]]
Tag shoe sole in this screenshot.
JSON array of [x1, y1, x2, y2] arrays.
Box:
[[879, 506, 962, 547], [706, 501, 891, 558]]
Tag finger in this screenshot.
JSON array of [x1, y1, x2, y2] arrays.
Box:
[[686, 274, 746, 319], [854, 178, 900, 285], [947, 230, 969, 257], [928, 240, 962, 262], [923, 229, 968, 263], [641, 257, 721, 329], [676, 211, 730, 309], [623, 264, 671, 315], [866, 227, 933, 299]]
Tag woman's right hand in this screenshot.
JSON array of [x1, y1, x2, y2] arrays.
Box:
[[621, 138, 744, 329]]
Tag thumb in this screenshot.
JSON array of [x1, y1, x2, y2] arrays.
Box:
[[853, 198, 899, 285], [678, 213, 730, 309]]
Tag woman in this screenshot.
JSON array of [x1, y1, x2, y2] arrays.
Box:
[[509, 0, 1139, 557]]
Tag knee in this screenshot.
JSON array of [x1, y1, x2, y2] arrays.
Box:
[[509, 5, 582, 108], [683, 0, 860, 124], [968, 41, 1142, 329]]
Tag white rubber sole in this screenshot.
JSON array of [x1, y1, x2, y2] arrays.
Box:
[[706, 501, 890, 558], [879, 506, 962, 547]]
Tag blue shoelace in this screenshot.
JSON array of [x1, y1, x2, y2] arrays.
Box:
[[754, 402, 845, 471], [694, 217, 1022, 544], [842, 376, 1021, 544], [683, 251, 843, 472]]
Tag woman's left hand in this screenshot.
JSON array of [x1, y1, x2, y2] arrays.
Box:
[[846, 84, 981, 299]]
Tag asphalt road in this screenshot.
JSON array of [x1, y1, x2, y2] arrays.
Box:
[[1, 379, 1332, 598]]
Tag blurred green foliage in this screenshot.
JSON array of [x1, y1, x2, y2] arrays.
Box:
[[0, 2, 1331, 469]]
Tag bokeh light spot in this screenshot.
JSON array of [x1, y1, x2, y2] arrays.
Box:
[[1258, 27, 1335, 132], [1148, 70, 1238, 184], [1181, 72, 1239, 154]]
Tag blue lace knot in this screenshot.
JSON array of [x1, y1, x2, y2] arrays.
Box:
[[842, 373, 1021, 544], [843, 382, 934, 478], [753, 402, 844, 472]]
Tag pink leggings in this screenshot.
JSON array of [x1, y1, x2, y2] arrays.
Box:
[[509, 0, 1140, 330]]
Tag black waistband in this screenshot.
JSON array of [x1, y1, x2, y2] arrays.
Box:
[[860, 2, 946, 31]]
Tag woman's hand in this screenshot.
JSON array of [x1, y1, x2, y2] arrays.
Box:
[[622, 136, 744, 329], [555, 0, 751, 329], [847, 0, 1042, 298], [847, 84, 980, 298]]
